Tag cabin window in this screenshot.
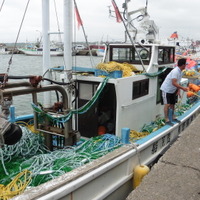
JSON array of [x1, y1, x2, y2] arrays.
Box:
[[135, 48, 150, 61], [78, 83, 98, 100], [158, 47, 175, 64], [110, 45, 151, 65], [132, 79, 149, 99], [112, 48, 133, 62]]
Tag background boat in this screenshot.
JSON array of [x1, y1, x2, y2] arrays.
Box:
[[18, 41, 63, 56], [18, 47, 63, 56], [1, 0, 200, 199], [0, 43, 10, 54]]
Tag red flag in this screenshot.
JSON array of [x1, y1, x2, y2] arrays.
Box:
[[111, 0, 123, 23], [74, 3, 83, 29], [170, 32, 178, 39]]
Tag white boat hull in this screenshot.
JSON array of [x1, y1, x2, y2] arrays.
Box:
[[13, 102, 200, 200], [96, 49, 105, 57], [18, 48, 63, 56]]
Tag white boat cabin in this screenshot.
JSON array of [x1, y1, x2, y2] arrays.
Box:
[[74, 43, 186, 138]]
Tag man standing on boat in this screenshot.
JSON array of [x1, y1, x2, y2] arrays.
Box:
[[160, 58, 188, 126]]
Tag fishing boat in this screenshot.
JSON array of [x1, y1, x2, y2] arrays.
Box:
[[18, 41, 63, 56], [0, 44, 9, 55], [72, 44, 105, 56], [0, 0, 200, 199], [18, 46, 63, 56], [89, 44, 106, 57]]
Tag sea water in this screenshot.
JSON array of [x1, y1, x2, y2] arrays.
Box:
[[0, 54, 102, 115]]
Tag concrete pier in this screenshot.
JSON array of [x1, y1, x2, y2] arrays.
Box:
[[126, 114, 200, 200]]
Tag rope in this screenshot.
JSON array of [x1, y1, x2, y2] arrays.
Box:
[[52, 0, 66, 69], [131, 143, 141, 166], [0, 129, 122, 188], [0, 0, 5, 13], [0, 170, 31, 200], [112, 0, 146, 72], [0, 149, 9, 176], [0, 126, 48, 176], [142, 67, 167, 77], [129, 118, 165, 142], [188, 90, 200, 98], [0, 93, 195, 192], [175, 102, 193, 116], [31, 77, 109, 123], [73, 0, 95, 67], [1, 0, 31, 88], [129, 130, 150, 141]]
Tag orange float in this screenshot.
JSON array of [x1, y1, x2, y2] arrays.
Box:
[[98, 126, 106, 135], [189, 83, 200, 92]]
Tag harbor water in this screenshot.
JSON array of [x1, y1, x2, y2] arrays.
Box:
[[0, 54, 102, 115]]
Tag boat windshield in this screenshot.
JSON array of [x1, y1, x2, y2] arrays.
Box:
[[109, 45, 175, 65], [110, 45, 151, 65], [158, 47, 175, 64]]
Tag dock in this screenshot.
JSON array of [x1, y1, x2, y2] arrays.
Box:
[[126, 113, 200, 200]]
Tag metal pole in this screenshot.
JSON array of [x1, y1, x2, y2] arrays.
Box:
[[63, 0, 72, 75], [42, 0, 51, 107]]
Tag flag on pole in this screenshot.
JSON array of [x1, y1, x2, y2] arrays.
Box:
[[170, 31, 178, 39], [74, 2, 83, 29], [111, 0, 123, 23]]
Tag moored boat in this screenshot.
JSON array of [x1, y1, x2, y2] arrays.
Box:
[[18, 41, 63, 56], [18, 47, 63, 56], [0, 44, 10, 55], [0, 0, 200, 199]]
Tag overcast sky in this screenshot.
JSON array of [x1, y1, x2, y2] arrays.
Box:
[[0, 0, 200, 44]]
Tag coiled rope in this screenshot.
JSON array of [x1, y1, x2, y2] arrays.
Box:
[[0, 170, 31, 200], [0, 126, 122, 188]]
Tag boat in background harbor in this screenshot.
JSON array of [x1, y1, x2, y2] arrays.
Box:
[[89, 44, 105, 57], [96, 48, 105, 56], [18, 41, 63, 56], [72, 44, 105, 56], [0, 43, 10, 54], [18, 46, 63, 56]]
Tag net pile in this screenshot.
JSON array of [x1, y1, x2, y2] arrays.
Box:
[[0, 127, 122, 191]]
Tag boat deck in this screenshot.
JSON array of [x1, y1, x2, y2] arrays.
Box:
[[126, 113, 200, 200]]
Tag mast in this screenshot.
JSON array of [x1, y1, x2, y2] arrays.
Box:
[[42, 0, 51, 108], [63, 0, 72, 82], [63, 0, 73, 137], [41, 0, 73, 107]]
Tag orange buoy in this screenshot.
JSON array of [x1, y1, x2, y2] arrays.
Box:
[[189, 83, 200, 92], [98, 126, 106, 135], [133, 164, 150, 189], [187, 91, 195, 98]]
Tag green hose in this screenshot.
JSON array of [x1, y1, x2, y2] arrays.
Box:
[[32, 77, 109, 123]]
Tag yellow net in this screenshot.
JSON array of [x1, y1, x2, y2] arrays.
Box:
[[96, 61, 139, 77], [16, 121, 39, 134], [0, 170, 31, 200], [129, 130, 150, 141]]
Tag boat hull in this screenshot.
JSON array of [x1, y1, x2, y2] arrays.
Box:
[[18, 49, 63, 56], [13, 101, 200, 200]]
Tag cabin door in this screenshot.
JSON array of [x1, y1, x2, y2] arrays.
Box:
[[76, 81, 116, 138]]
